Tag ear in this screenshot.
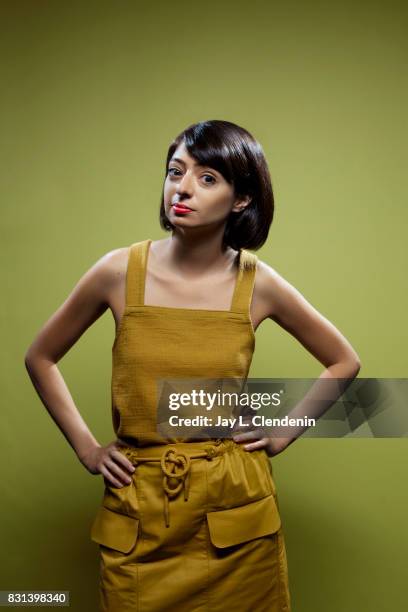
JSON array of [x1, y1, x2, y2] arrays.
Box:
[[231, 195, 252, 214]]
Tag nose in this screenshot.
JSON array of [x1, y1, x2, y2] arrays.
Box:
[[176, 169, 194, 197]]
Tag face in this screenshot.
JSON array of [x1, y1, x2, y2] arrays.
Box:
[[163, 141, 251, 229]]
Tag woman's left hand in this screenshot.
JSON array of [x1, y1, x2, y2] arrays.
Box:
[[232, 431, 289, 457]]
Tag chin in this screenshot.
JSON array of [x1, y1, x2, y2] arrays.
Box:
[[168, 213, 195, 223]]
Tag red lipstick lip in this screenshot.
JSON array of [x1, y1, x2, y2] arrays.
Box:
[[172, 203, 193, 211]]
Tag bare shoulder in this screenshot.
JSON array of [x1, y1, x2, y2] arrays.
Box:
[[24, 246, 132, 363], [254, 258, 307, 323], [254, 258, 290, 300], [84, 246, 130, 304], [98, 246, 130, 282]]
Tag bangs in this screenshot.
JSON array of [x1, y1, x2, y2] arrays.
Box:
[[182, 125, 235, 185]]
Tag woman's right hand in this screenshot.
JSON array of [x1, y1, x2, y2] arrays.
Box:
[[80, 441, 136, 487]]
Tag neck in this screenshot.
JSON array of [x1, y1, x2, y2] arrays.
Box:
[[159, 229, 239, 276]]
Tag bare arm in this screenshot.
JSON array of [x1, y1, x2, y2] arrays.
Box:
[[24, 248, 135, 487], [263, 262, 361, 374], [234, 262, 361, 454]]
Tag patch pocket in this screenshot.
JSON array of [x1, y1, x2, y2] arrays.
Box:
[[261, 451, 278, 498], [90, 506, 139, 554], [206, 494, 281, 548]]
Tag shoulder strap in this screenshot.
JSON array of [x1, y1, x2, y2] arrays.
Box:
[[126, 239, 151, 306], [230, 248, 258, 314]]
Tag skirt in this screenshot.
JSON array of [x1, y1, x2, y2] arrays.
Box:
[[90, 438, 291, 612]]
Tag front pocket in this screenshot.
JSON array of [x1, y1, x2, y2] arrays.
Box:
[[206, 446, 274, 508], [90, 506, 139, 554], [101, 476, 139, 518], [206, 493, 281, 548]]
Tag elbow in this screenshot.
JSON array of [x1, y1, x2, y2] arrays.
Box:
[[349, 354, 361, 377], [24, 346, 38, 371], [353, 360, 361, 376], [24, 351, 34, 372], [353, 349, 362, 372], [331, 354, 361, 378], [24, 347, 56, 372]]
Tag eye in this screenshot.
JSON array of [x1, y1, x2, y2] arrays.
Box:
[[202, 174, 216, 184], [167, 167, 216, 184], [168, 167, 181, 176]]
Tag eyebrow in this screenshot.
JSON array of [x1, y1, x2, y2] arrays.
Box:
[[169, 157, 213, 170]]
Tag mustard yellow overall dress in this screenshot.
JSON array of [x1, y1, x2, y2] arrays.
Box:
[[90, 239, 291, 612]]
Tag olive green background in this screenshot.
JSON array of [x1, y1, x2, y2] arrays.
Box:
[[1, 1, 407, 610]]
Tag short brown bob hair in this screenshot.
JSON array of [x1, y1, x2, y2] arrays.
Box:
[[159, 119, 274, 251]]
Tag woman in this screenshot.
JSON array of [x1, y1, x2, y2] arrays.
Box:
[[25, 119, 361, 611]]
